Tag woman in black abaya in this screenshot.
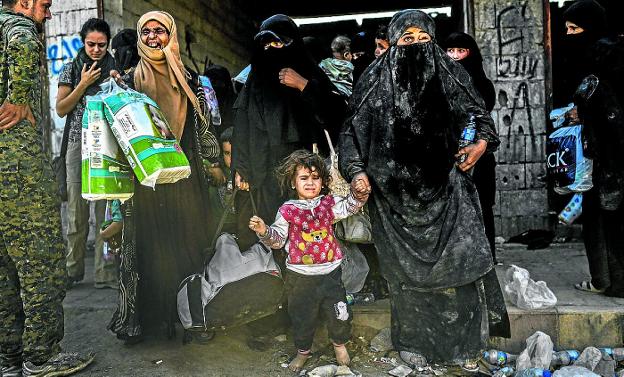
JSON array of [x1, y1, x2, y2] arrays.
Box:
[[443, 32, 499, 265], [339, 9, 509, 369]]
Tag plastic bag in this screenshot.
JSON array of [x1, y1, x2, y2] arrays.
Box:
[[553, 366, 600, 377], [558, 193, 583, 225], [546, 124, 593, 194], [504, 265, 557, 310], [549, 103, 575, 129], [199, 75, 221, 125], [339, 240, 369, 293], [81, 95, 134, 201], [516, 331, 554, 371], [99, 79, 191, 188]]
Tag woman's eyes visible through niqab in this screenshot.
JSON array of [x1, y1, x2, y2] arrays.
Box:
[[397, 27, 432, 46]]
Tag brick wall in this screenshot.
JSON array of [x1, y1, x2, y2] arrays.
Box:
[[104, 0, 254, 76], [474, 0, 550, 238]]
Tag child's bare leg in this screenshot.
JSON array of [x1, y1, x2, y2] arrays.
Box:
[[333, 343, 350, 366], [288, 350, 311, 372]]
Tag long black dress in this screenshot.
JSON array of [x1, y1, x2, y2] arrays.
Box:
[[443, 32, 498, 262], [108, 70, 219, 338], [339, 10, 509, 363], [232, 14, 346, 250]]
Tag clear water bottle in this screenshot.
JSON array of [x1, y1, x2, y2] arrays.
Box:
[[345, 292, 375, 305], [558, 193, 583, 225], [600, 348, 624, 362], [550, 350, 580, 367], [483, 350, 517, 366], [515, 368, 552, 377], [493, 366, 515, 377], [458, 114, 477, 163]]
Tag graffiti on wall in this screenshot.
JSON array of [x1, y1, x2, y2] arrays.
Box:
[[47, 35, 83, 76]]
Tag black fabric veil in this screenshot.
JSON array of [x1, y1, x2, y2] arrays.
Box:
[[442, 32, 496, 111], [233, 14, 342, 186], [339, 9, 499, 290]]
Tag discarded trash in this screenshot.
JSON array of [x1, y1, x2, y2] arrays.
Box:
[[388, 365, 413, 377], [574, 347, 616, 377], [515, 367, 552, 377], [550, 350, 580, 368], [516, 331, 554, 371], [371, 357, 397, 366], [274, 334, 287, 342], [495, 236, 506, 244], [335, 365, 361, 376], [504, 265, 557, 309], [483, 349, 517, 366], [370, 328, 393, 353], [345, 292, 375, 306], [552, 366, 600, 377], [600, 347, 624, 362], [152, 359, 163, 365], [308, 364, 337, 377], [492, 366, 514, 377]]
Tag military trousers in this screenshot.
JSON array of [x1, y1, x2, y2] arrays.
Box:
[[65, 141, 115, 284], [0, 123, 66, 365]]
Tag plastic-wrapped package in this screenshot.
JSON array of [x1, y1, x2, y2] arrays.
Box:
[[547, 124, 593, 194], [503, 265, 557, 310], [99, 79, 190, 188], [81, 96, 134, 201]]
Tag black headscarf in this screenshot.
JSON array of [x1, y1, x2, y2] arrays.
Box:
[[204, 64, 235, 135], [233, 14, 342, 186], [443, 32, 496, 111], [339, 9, 499, 289], [303, 36, 331, 64], [557, 0, 608, 104], [351, 31, 375, 84], [71, 48, 116, 96], [111, 28, 139, 73]]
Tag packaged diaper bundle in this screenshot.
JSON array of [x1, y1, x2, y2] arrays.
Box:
[[81, 96, 134, 201], [99, 80, 190, 188]]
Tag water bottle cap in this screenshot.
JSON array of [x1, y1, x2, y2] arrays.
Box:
[[543, 370, 552, 377]]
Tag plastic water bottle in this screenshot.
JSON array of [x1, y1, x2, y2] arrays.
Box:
[[346, 292, 375, 305], [515, 368, 552, 377], [558, 193, 583, 225], [550, 350, 580, 367], [458, 114, 477, 163], [600, 348, 624, 362], [483, 350, 517, 366], [492, 366, 514, 377]]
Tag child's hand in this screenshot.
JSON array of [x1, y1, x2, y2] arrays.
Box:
[[249, 215, 267, 237]]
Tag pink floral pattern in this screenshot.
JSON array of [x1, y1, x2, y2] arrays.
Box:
[[279, 196, 343, 265]]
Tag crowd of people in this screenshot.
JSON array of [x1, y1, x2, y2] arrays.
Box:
[[1, 0, 621, 376]]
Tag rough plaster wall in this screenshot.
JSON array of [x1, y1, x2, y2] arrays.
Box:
[[45, 0, 98, 155], [474, 0, 550, 237]]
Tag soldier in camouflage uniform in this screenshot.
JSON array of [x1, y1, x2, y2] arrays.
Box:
[[0, 0, 93, 376]]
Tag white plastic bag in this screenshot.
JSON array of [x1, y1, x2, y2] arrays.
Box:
[[504, 265, 557, 309], [516, 331, 554, 371], [553, 366, 600, 377]]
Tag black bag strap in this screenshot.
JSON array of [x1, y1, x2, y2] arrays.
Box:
[[209, 188, 238, 249], [59, 116, 71, 158]]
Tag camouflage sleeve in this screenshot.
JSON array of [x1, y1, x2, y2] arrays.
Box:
[[6, 29, 40, 105]]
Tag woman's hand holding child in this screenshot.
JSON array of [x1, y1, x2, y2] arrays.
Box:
[[352, 172, 372, 202]]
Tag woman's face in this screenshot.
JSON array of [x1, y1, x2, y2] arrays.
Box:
[[84, 31, 108, 61], [446, 47, 470, 61], [565, 21, 585, 35], [140, 20, 170, 49], [396, 27, 432, 46]]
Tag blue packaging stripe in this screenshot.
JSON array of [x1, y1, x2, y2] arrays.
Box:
[[89, 169, 133, 178]]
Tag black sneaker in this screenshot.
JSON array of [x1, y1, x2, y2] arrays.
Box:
[[22, 352, 94, 377], [1, 364, 23, 377]]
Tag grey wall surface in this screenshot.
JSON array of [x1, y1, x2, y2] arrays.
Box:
[[474, 0, 550, 237]]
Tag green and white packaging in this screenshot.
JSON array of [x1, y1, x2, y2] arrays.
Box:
[[81, 96, 134, 201], [99, 80, 191, 188]]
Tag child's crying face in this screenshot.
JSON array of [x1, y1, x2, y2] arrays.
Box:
[[294, 165, 322, 200]]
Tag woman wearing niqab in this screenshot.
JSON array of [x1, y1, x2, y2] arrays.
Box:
[[232, 14, 347, 249], [339, 10, 509, 367]]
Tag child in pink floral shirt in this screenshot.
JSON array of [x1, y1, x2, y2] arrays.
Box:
[[249, 150, 370, 372]]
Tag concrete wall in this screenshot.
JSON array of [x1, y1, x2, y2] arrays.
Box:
[[474, 0, 550, 238], [45, 0, 98, 155]]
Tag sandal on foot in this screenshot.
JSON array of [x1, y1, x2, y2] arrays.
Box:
[[399, 351, 427, 368], [574, 280, 605, 293]]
